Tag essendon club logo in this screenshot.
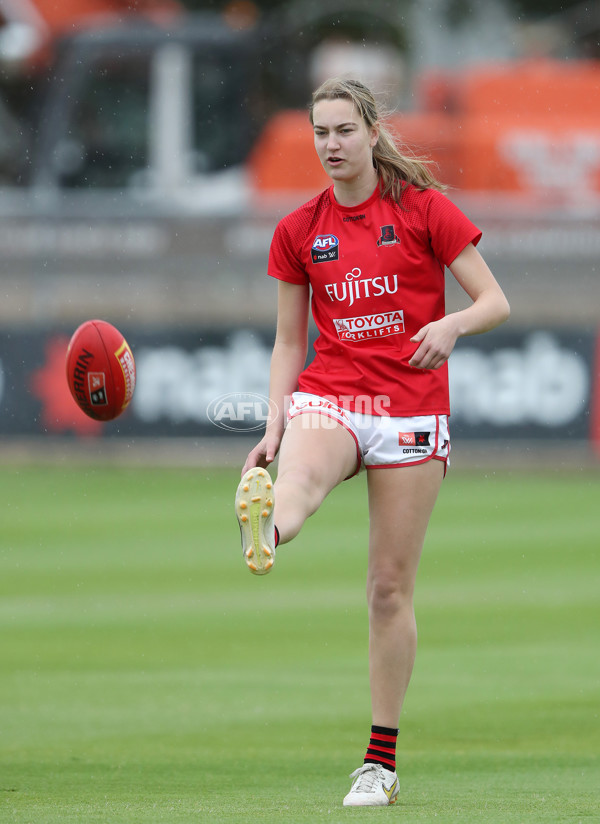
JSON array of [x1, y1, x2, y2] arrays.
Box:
[[398, 431, 430, 446], [88, 372, 108, 406], [377, 225, 401, 246], [311, 234, 339, 263]]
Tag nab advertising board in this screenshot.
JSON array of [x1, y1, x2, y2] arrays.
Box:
[[0, 326, 598, 453]]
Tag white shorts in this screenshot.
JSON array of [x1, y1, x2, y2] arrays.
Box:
[[287, 392, 450, 477]]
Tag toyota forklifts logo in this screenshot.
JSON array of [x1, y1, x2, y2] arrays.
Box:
[[207, 392, 273, 431]]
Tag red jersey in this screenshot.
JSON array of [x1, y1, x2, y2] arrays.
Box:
[[268, 184, 481, 416]]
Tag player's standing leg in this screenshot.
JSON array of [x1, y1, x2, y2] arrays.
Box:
[[343, 460, 444, 806]]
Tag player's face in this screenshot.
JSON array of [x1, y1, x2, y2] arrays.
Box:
[[312, 98, 378, 186]]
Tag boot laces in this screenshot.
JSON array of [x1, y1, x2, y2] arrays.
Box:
[[349, 763, 383, 793]]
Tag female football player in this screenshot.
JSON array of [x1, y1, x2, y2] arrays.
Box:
[[235, 77, 510, 807]]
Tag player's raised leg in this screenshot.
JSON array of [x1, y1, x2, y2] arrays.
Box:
[[236, 412, 358, 574], [273, 412, 359, 544]]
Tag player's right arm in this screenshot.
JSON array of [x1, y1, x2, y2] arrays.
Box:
[[242, 280, 310, 473]]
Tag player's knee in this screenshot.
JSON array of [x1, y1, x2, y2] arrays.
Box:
[[367, 571, 414, 620]]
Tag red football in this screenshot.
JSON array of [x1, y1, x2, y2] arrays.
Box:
[[65, 320, 136, 421]]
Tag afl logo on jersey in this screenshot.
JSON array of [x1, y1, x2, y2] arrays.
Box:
[[311, 234, 340, 263]]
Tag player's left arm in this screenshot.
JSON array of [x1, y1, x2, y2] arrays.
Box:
[[409, 242, 510, 370]]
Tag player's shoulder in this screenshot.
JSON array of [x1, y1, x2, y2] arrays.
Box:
[[276, 187, 332, 239], [378, 184, 438, 236], [397, 183, 446, 211], [386, 185, 464, 234]]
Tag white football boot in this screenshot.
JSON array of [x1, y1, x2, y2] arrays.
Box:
[[343, 763, 400, 807], [235, 468, 276, 574]]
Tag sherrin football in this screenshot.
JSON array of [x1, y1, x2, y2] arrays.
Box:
[[66, 320, 136, 421]]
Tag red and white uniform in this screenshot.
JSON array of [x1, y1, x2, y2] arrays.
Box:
[[268, 184, 481, 417]]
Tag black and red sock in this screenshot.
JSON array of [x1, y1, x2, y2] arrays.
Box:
[[364, 725, 398, 772]]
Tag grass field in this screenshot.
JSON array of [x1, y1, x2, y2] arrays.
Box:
[[1, 462, 599, 823]]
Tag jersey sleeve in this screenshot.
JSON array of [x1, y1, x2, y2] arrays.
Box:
[[427, 190, 482, 267], [267, 218, 309, 285]]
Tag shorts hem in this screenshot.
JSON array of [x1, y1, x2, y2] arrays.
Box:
[[365, 453, 449, 476]]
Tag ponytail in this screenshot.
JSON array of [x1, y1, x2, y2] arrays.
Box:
[[374, 121, 446, 199]]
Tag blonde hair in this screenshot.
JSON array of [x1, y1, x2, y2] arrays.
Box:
[[309, 77, 445, 201]]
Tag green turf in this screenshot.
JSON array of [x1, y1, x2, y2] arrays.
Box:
[[1, 463, 599, 822]]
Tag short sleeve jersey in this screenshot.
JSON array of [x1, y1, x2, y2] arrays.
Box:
[[268, 184, 481, 417]]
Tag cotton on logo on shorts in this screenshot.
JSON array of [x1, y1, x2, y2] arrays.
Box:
[[333, 310, 404, 342]]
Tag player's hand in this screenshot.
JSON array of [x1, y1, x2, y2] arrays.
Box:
[[241, 432, 282, 475], [409, 317, 460, 370]]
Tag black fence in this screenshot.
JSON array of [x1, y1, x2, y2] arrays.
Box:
[[1, 325, 597, 450]]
